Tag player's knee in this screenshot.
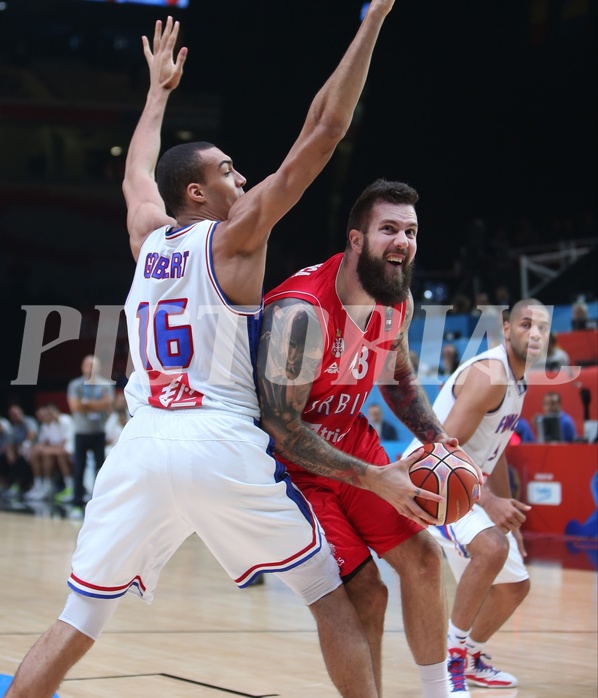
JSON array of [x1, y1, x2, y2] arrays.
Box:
[[418, 531, 443, 572], [278, 545, 341, 606], [388, 531, 443, 581], [346, 563, 388, 624], [473, 528, 509, 568], [513, 577, 531, 604]]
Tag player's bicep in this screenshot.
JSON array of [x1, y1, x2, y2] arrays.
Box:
[[444, 362, 506, 443], [257, 299, 324, 431]]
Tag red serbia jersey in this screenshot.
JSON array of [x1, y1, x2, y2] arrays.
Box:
[[264, 254, 406, 459]]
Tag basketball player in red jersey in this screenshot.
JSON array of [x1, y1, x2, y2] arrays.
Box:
[[258, 179, 483, 698]]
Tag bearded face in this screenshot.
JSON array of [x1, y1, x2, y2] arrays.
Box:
[[356, 233, 414, 306]]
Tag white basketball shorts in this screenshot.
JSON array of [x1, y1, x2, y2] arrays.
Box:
[[68, 406, 340, 604], [430, 503, 529, 584]]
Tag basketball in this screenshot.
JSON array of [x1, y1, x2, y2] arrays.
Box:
[[409, 443, 480, 525]]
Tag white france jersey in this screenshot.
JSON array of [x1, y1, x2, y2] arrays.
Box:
[[124, 221, 262, 419], [406, 344, 527, 478]]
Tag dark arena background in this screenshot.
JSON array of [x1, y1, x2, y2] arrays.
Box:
[[1, 0, 596, 407]]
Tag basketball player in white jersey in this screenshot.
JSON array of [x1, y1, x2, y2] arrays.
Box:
[[404, 299, 551, 695], [6, 6, 407, 698]]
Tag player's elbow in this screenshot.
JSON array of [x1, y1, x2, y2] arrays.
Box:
[[259, 414, 281, 443], [307, 117, 349, 155], [320, 117, 349, 147], [258, 412, 290, 453]]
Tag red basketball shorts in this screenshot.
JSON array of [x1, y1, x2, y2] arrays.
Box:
[[287, 414, 423, 580]]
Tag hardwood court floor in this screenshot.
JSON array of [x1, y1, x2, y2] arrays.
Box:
[[0, 510, 596, 697]]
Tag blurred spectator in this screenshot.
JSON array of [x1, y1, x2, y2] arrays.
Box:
[[367, 403, 398, 441], [439, 343, 460, 377], [104, 392, 130, 456], [493, 284, 511, 307], [1, 405, 38, 499], [0, 416, 13, 492], [67, 355, 115, 518], [535, 391, 577, 443], [514, 416, 536, 443], [471, 291, 503, 347], [571, 299, 589, 330], [26, 405, 74, 501], [451, 293, 472, 314], [545, 332, 571, 370]]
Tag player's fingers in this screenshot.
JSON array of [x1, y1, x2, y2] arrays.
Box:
[[412, 486, 445, 504], [511, 511, 527, 526], [141, 36, 152, 61], [400, 447, 425, 468], [153, 19, 163, 49], [405, 500, 439, 527], [514, 500, 532, 512], [513, 528, 527, 557], [175, 46, 188, 71], [163, 15, 174, 39], [439, 435, 459, 448], [165, 18, 179, 52]]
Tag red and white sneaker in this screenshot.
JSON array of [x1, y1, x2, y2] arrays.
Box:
[[448, 647, 470, 695], [465, 651, 518, 688]]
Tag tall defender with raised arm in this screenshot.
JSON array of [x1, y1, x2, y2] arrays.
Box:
[[6, 5, 400, 697]]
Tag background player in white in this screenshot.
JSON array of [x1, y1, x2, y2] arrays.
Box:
[[405, 299, 551, 695], [6, 6, 406, 697]]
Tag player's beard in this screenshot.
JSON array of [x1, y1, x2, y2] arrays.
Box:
[[356, 236, 414, 307]]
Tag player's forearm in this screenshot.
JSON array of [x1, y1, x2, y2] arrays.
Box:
[[306, 3, 391, 142], [485, 454, 511, 499], [380, 380, 445, 444], [84, 397, 113, 412], [263, 418, 369, 487], [124, 88, 170, 190]]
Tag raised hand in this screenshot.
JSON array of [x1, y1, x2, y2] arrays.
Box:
[[364, 0, 396, 19], [142, 16, 188, 92]]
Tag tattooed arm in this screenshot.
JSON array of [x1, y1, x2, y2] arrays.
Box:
[[258, 297, 370, 486], [379, 294, 453, 444], [257, 296, 444, 525]]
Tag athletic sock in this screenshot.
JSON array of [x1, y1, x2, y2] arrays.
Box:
[[419, 660, 450, 698], [465, 637, 486, 656], [448, 619, 471, 650]]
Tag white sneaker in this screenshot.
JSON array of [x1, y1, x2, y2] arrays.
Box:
[[68, 506, 84, 521], [28, 481, 54, 500], [465, 652, 518, 688], [24, 484, 45, 500]]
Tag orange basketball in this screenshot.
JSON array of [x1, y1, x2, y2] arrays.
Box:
[[409, 443, 480, 525]]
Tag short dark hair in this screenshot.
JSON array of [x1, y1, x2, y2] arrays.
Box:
[[346, 179, 419, 239], [156, 141, 216, 217], [505, 298, 545, 324]]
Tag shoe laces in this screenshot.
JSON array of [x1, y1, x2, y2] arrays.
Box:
[[448, 650, 467, 691], [472, 652, 498, 675]]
